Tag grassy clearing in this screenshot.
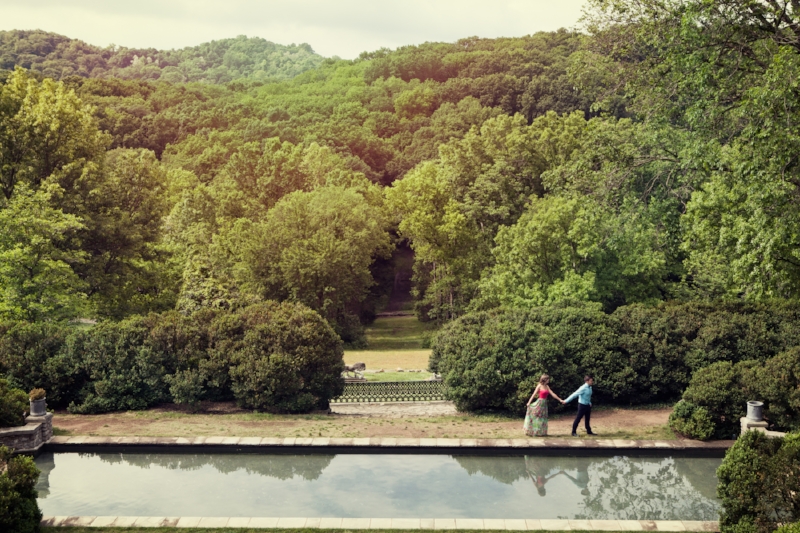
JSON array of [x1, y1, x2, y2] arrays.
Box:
[[344, 315, 436, 380], [343, 350, 431, 371], [51, 406, 675, 440], [364, 371, 432, 381], [359, 315, 437, 351]]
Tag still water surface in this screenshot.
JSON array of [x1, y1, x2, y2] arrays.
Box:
[[35, 453, 720, 520]]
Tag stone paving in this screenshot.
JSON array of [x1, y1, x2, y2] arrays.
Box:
[[40, 516, 720, 530], [46, 435, 734, 451]]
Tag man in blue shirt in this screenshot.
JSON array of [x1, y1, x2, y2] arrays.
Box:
[[563, 375, 595, 437]]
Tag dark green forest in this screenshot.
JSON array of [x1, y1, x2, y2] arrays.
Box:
[[2, 1, 800, 421]]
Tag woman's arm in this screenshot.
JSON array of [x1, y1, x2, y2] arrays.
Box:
[[549, 389, 564, 403], [527, 385, 540, 405]]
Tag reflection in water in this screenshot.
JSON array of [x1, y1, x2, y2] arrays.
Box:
[[89, 452, 334, 481], [454, 455, 721, 520], [36, 452, 721, 520]]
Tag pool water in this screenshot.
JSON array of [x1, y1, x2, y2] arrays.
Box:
[[35, 453, 721, 520]]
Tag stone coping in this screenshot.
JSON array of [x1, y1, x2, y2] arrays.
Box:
[[46, 436, 733, 454], [41, 516, 720, 531]]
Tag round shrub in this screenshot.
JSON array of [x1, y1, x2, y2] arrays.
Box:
[[0, 379, 28, 427], [776, 524, 800, 533], [718, 431, 800, 533], [0, 445, 42, 533], [225, 302, 344, 412], [66, 317, 171, 414], [681, 360, 759, 439], [668, 400, 715, 440], [431, 303, 620, 413]]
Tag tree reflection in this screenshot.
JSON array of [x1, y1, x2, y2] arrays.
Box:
[[85, 452, 334, 481], [452, 454, 720, 520]]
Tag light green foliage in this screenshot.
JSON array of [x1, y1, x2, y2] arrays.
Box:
[[477, 194, 666, 310], [224, 186, 392, 341], [0, 184, 87, 321], [1, 30, 323, 82], [388, 111, 624, 319], [0, 67, 108, 200]]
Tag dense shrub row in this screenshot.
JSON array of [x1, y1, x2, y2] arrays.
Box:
[[0, 445, 42, 533], [429, 300, 800, 414], [717, 431, 800, 533], [0, 301, 344, 414], [670, 348, 800, 439]]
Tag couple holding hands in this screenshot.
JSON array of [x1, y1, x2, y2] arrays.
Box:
[[523, 374, 595, 438]]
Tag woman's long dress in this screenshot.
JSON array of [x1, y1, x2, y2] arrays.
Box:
[[524, 390, 549, 436]]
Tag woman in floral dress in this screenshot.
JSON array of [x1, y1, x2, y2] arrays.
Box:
[[523, 374, 565, 437]]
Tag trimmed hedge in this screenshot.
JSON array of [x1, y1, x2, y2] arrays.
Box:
[[430, 300, 800, 414], [718, 431, 800, 533], [0, 445, 42, 533], [0, 301, 344, 414]]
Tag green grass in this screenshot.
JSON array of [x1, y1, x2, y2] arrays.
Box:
[[365, 371, 433, 382], [359, 315, 437, 351]]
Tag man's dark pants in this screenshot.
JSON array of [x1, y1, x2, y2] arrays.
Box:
[[572, 403, 592, 434]]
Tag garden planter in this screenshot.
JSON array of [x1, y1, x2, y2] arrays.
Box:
[[746, 401, 764, 421], [30, 398, 47, 417]]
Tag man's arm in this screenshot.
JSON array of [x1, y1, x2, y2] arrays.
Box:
[[563, 384, 586, 404]]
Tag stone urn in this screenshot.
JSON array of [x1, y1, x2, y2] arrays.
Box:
[[29, 388, 47, 417], [746, 401, 764, 421], [30, 398, 47, 417]]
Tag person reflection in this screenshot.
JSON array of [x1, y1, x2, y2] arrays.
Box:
[[524, 456, 564, 496], [560, 464, 590, 496]]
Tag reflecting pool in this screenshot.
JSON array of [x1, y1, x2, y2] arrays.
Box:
[[35, 453, 721, 520]]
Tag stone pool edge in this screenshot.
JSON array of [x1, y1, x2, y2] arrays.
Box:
[[41, 516, 720, 531], [45, 436, 733, 454]]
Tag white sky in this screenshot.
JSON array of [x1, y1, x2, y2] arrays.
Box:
[[0, 0, 587, 59]]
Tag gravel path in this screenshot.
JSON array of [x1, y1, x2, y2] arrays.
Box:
[[330, 401, 458, 417]]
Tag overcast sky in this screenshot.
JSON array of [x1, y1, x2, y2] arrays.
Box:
[[0, 0, 587, 59]]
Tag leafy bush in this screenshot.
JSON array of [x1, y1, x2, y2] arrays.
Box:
[[432, 300, 800, 416], [674, 349, 800, 439], [0, 320, 77, 408], [776, 524, 800, 533], [431, 302, 618, 413], [226, 302, 345, 412], [718, 431, 800, 533], [668, 400, 715, 440], [757, 347, 800, 431], [0, 445, 42, 533], [680, 361, 759, 439], [66, 317, 171, 414], [0, 379, 28, 427]]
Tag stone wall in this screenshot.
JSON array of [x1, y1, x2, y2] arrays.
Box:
[[0, 412, 53, 453]]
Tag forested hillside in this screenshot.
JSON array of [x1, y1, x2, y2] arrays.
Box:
[[0, 30, 323, 82], [2, 0, 800, 347]]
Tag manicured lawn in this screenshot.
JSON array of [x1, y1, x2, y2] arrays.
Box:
[[343, 350, 432, 373], [363, 371, 433, 381]]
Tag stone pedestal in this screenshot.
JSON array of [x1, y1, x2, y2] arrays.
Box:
[[740, 417, 786, 438], [0, 412, 53, 454]]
